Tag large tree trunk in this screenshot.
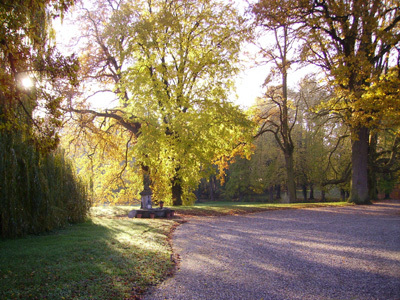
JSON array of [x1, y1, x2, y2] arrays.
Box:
[[309, 183, 315, 200], [284, 152, 296, 203], [208, 176, 215, 201], [340, 189, 346, 202], [349, 127, 371, 204], [368, 132, 378, 200], [172, 178, 183, 206], [302, 184, 307, 202], [321, 189, 326, 202], [269, 186, 274, 202], [275, 184, 281, 199], [281, 44, 296, 203]]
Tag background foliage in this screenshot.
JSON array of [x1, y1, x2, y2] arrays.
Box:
[[0, 132, 89, 238]]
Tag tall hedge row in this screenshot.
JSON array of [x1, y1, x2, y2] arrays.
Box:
[[0, 132, 90, 238]]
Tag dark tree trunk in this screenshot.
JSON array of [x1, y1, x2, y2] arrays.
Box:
[[321, 190, 326, 202], [368, 132, 378, 200], [281, 41, 296, 204], [340, 189, 346, 202], [349, 127, 371, 204], [269, 186, 274, 202], [368, 171, 378, 201], [275, 184, 281, 199], [172, 178, 182, 206], [302, 184, 307, 202], [194, 187, 201, 202], [209, 176, 215, 201], [284, 152, 296, 203], [309, 184, 314, 200]]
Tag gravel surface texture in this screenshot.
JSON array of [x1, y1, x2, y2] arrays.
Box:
[[145, 201, 400, 300]]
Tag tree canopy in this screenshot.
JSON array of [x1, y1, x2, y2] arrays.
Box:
[[1, 0, 78, 150], [252, 0, 400, 204], [0, 0, 88, 238], [66, 0, 255, 205]]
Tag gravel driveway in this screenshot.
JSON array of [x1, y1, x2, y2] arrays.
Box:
[[146, 201, 400, 300]]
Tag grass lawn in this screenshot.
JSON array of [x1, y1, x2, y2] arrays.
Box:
[[1, 201, 351, 299], [172, 201, 352, 216], [91, 201, 352, 218], [0, 217, 177, 299]]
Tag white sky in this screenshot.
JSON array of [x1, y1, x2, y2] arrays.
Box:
[[234, 64, 265, 108], [53, 0, 313, 111]]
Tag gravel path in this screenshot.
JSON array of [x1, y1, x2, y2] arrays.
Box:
[[146, 201, 400, 300]]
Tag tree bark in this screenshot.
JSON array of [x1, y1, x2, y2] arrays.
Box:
[[309, 184, 314, 200], [269, 186, 274, 202], [281, 32, 296, 203], [284, 152, 296, 203], [172, 178, 183, 206], [349, 126, 371, 204], [368, 132, 378, 200], [340, 189, 346, 202], [302, 184, 307, 202], [275, 184, 281, 199], [209, 176, 215, 201]]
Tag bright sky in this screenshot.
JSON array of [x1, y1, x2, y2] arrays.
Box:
[[234, 64, 265, 108], [53, 0, 312, 111]]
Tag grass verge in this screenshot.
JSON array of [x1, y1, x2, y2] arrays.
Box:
[[172, 201, 352, 217], [0, 217, 177, 299], [91, 201, 352, 219]]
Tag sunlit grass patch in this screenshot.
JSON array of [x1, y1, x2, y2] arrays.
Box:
[[90, 205, 140, 218], [0, 217, 176, 299], [173, 201, 352, 217], [90, 201, 352, 218]]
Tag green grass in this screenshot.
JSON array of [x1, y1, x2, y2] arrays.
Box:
[[0, 217, 177, 299], [91, 201, 352, 218], [171, 201, 352, 216]]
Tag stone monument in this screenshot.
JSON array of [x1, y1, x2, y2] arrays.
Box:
[[140, 171, 152, 209], [140, 187, 153, 209]]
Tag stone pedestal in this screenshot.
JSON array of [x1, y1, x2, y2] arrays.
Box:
[[140, 188, 153, 209]]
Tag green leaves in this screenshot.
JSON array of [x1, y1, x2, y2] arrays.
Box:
[[0, 0, 80, 151], [0, 133, 89, 238], [0, 216, 176, 299], [69, 0, 256, 205]]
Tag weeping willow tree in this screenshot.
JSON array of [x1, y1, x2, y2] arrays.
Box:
[[0, 0, 89, 238], [0, 135, 89, 238]]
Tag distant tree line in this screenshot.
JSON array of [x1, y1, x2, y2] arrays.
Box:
[[3, 0, 398, 214], [61, 0, 399, 206], [202, 76, 399, 203]]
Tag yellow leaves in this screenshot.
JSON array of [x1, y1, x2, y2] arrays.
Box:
[[341, 67, 400, 130], [360, 68, 400, 128], [319, 67, 400, 131], [213, 140, 255, 186], [64, 0, 258, 205]]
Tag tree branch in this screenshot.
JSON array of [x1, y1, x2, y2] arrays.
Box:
[[67, 107, 141, 136]]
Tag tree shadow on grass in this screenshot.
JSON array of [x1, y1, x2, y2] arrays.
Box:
[[0, 218, 174, 299]]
